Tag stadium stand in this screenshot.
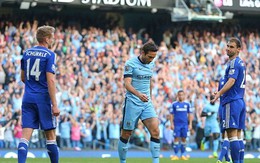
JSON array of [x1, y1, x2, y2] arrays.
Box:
[[0, 0, 259, 155]]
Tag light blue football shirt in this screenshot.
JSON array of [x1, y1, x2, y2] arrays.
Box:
[[203, 102, 219, 125], [124, 56, 154, 105]]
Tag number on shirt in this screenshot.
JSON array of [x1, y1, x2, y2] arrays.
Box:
[[240, 70, 245, 88], [26, 58, 41, 81]]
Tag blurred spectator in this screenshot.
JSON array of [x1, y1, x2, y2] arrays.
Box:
[[108, 116, 120, 150], [13, 118, 22, 147], [252, 116, 260, 151], [133, 122, 149, 148]]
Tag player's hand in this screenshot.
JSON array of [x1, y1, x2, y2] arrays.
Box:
[[52, 105, 60, 117], [138, 93, 149, 102], [189, 125, 192, 131], [210, 92, 220, 103]]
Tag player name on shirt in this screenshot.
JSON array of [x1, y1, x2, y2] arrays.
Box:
[[25, 51, 48, 57]]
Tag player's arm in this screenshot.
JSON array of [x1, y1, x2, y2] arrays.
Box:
[[201, 112, 212, 117], [20, 58, 25, 83], [20, 70, 25, 83], [169, 114, 174, 130], [217, 78, 235, 96], [150, 78, 152, 100], [47, 71, 60, 117], [211, 78, 235, 103], [188, 113, 193, 130], [46, 53, 60, 117], [201, 106, 215, 117], [47, 72, 58, 107], [124, 77, 148, 102]]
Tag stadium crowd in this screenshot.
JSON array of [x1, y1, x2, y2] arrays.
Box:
[[0, 18, 259, 152]]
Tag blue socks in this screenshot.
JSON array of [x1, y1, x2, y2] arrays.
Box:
[[218, 139, 230, 162], [18, 138, 29, 163], [173, 142, 179, 155], [239, 139, 245, 163], [150, 137, 160, 163], [46, 140, 59, 163], [180, 142, 186, 156], [229, 137, 240, 163], [18, 138, 59, 163], [118, 137, 128, 163]]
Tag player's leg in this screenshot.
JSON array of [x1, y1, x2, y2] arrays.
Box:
[[212, 132, 220, 158], [201, 125, 210, 151], [18, 103, 38, 163], [118, 98, 141, 163], [238, 129, 244, 163], [238, 99, 246, 163], [143, 117, 160, 163], [45, 129, 59, 163], [179, 126, 189, 160], [142, 102, 160, 163], [172, 136, 180, 160], [224, 102, 241, 163], [38, 103, 59, 163], [18, 128, 33, 163], [217, 106, 230, 163], [118, 129, 132, 163], [218, 131, 231, 163]]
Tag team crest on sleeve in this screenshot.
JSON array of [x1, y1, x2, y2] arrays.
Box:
[[125, 66, 130, 71], [52, 64, 56, 72], [126, 121, 131, 127], [125, 66, 132, 73], [229, 69, 235, 75]]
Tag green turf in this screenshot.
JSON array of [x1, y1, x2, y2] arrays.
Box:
[[1, 158, 259, 163]]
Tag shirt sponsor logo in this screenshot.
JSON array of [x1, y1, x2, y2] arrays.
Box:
[[176, 108, 187, 111]]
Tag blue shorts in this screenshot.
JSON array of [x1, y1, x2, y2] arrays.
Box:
[[22, 102, 57, 130], [174, 124, 188, 138], [121, 98, 157, 130], [218, 105, 225, 133], [223, 99, 246, 130], [204, 123, 220, 136]]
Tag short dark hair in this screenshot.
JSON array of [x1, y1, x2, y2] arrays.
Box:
[[229, 37, 241, 48], [141, 41, 158, 54], [178, 90, 184, 94]]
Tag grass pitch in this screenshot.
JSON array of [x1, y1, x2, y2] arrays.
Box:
[[1, 158, 259, 163]]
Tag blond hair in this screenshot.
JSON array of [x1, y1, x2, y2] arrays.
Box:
[[36, 25, 55, 43]]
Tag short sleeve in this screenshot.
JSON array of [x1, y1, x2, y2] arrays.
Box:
[[124, 61, 134, 78], [170, 104, 175, 114], [228, 61, 239, 80], [46, 52, 56, 74]]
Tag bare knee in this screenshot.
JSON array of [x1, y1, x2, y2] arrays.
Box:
[[45, 129, 56, 140], [181, 137, 186, 142], [226, 128, 238, 138], [174, 137, 180, 142], [150, 127, 160, 139], [121, 130, 133, 140]]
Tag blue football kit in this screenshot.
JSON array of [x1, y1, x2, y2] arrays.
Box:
[[122, 56, 156, 130], [169, 101, 191, 138], [21, 46, 57, 130], [222, 57, 246, 130], [218, 76, 226, 133]]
